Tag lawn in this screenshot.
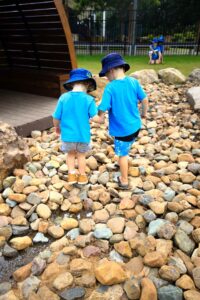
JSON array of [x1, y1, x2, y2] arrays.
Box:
[[77, 55, 200, 77]]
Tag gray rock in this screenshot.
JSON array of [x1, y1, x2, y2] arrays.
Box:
[[29, 212, 38, 222], [2, 187, 13, 199], [148, 276, 168, 289], [22, 175, 32, 186], [98, 172, 109, 185], [188, 163, 200, 175], [27, 163, 38, 174], [66, 228, 80, 240], [174, 229, 195, 255], [27, 193, 41, 205], [168, 256, 187, 274], [12, 225, 29, 236], [192, 267, 200, 289], [26, 204, 37, 218], [3, 244, 18, 258], [143, 210, 156, 223], [22, 275, 41, 299], [33, 232, 49, 243], [0, 282, 12, 296], [148, 219, 167, 236], [188, 68, 200, 82], [158, 285, 183, 300], [59, 287, 85, 300], [3, 176, 16, 189], [93, 228, 113, 239], [31, 257, 46, 275], [163, 188, 175, 201], [139, 194, 154, 206], [130, 69, 159, 84], [109, 250, 124, 263], [186, 86, 200, 110], [177, 220, 194, 235], [56, 253, 70, 265], [0, 225, 12, 241], [158, 68, 186, 84], [5, 198, 17, 207], [109, 234, 124, 244], [192, 149, 200, 156]]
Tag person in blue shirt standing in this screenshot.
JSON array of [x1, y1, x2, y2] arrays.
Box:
[[149, 38, 162, 64], [98, 53, 148, 189], [52, 68, 104, 185]]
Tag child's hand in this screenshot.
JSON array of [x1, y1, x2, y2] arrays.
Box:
[[55, 126, 60, 136]]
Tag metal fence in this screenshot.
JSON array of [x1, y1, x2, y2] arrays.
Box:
[[67, 8, 200, 56]]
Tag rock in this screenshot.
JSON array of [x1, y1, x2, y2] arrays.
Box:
[[49, 191, 63, 204], [3, 243, 18, 257], [87, 156, 98, 170], [21, 275, 41, 299], [61, 218, 79, 230], [168, 256, 186, 274], [70, 258, 92, 276], [13, 262, 32, 282], [94, 260, 127, 285], [192, 266, 200, 289], [79, 218, 95, 234], [36, 204, 51, 219], [184, 290, 200, 300], [93, 227, 113, 239], [157, 223, 176, 240], [176, 274, 195, 290], [75, 271, 96, 288], [48, 225, 64, 238], [158, 68, 186, 84], [83, 245, 101, 257], [158, 285, 183, 300], [174, 229, 195, 255], [124, 278, 141, 299], [140, 278, 157, 300], [0, 282, 11, 296], [0, 290, 19, 300], [59, 287, 85, 300], [109, 250, 124, 263], [31, 257, 46, 275], [12, 225, 29, 236], [159, 265, 180, 282], [189, 68, 200, 82], [98, 172, 109, 185], [93, 209, 110, 223], [114, 241, 132, 258], [27, 193, 41, 205], [180, 172, 196, 183], [53, 272, 74, 290], [144, 251, 166, 267], [130, 69, 158, 84], [0, 122, 30, 191], [148, 219, 167, 236], [33, 232, 48, 243], [186, 86, 200, 110], [107, 217, 125, 234], [10, 236, 32, 250], [148, 201, 167, 214], [37, 286, 60, 300], [125, 256, 144, 276], [0, 225, 12, 240]]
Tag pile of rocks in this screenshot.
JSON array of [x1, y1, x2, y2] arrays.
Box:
[[0, 70, 200, 299]]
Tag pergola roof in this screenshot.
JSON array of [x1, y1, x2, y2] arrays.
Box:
[[0, 0, 77, 73]]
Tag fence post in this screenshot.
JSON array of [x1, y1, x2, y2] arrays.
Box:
[[131, 0, 138, 56], [196, 22, 200, 56]]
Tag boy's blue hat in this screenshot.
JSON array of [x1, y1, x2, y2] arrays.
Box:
[[63, 68, 96, 91], [158, 35, 164, 42], [99, 53, 130, 77], [152, 37, 158, 43]]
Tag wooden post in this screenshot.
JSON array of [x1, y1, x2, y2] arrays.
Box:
[[54, 0, 77, 69]]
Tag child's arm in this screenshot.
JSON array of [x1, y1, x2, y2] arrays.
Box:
[[91, 113, 105, 124], [53, 118, 60, 135], [141, 98, 148, 118]]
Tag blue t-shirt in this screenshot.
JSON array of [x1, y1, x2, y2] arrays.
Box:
[[98, 76, 146, 137], [52, 91, 97, 143], [152, 45, 161, 60]]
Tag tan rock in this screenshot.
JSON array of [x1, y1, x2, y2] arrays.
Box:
[[60, 217, 78, 230], [48, 225, 64, 239], [156, 239, 173, 258], [93, 209, 110, 223], [37, 286, 60, 300], [125, 256, 144, 276], [128, 167, 140, 177], [144, 251, 166, 267], [41, 262, 62, 281], [53, 272, 73, 290], [10, 236, 32, 250], [36, 204, 51, 219], [50, 236, 69, 252], [0, 290, 19, 300], [159, 265, 181, 281], [8, 193, 26, 203], [95, 260, 127, 285], [13, 262, 32, 282], [107, 217, 125, 234], [114, 241, 132, 258], [178, 153, 195, 163], [176, 274, 195, 290], [180, 172, 196, 184], [140, 278, 157, 300], [99, 191, 110, 205], [0, 203, 11, 216], [149, 201, 167, 214], [119, 198, 135, 210], [70, 258, 92, 275], [184, 290, 200, 300]]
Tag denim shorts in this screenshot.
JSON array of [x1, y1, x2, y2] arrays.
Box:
[[61, 142, 90, 153], [114, 139, 134, 156]]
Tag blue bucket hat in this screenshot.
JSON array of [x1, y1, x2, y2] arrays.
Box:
[[99, 53, 130, 77], [152, 37, 158, 43], [63, 68, 96, 92]]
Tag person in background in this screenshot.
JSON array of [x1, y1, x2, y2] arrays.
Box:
[[149, 37, 162, 64]]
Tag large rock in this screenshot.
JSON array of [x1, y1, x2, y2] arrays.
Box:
[[0, 122, 30, 191], [188, 68, 200, 82], [130, 69, 159, 84], [186, 87, 200, 110], [158, 68, 186, 84], [94, 260, 127, 285]]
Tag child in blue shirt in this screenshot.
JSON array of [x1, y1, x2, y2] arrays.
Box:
[[52, 68, 103, 185], [98, 53, 148, 189], [149, 38, 161, 64]]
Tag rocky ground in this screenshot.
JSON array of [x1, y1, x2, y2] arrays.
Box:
[[0, 75, 200, 299]]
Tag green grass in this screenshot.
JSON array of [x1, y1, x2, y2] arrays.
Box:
[[77, 55, 200, 76]]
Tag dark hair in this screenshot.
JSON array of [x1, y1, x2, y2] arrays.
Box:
[[113, 65, 126, 72], [70, 80, 94, 92]]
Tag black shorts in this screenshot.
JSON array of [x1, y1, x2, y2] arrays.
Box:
[[115, 129, 140, 142]]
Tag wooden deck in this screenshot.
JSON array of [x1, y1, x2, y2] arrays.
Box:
[[0, 89, 58, 137]]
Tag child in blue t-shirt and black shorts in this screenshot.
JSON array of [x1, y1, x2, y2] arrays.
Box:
[[52, 68, 104, 185], [98, 53, 148, 189]]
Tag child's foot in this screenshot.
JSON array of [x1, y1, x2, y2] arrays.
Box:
[[78, 174, 88, 185], [117, 176, 129, 190], [68, 173, 78, 184]]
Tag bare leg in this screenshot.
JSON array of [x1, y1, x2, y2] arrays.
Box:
[[67, 150, 76, 173], [119, 155, 128, 184], [77, 152, 86, 175]]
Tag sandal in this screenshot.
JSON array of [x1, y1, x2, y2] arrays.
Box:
[[117, 176, 129, 190]]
